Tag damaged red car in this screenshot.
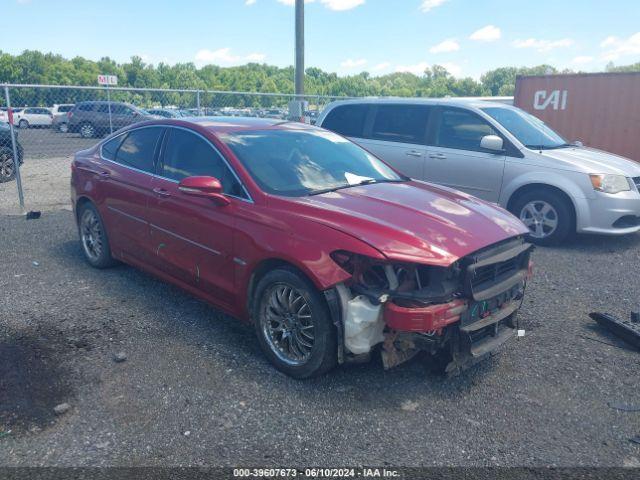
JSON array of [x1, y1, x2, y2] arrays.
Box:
[[71, 118, 533, 378]]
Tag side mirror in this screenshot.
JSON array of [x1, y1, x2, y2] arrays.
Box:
[[572, 140, 584, 147], [178, 176, 230, 206], [480, 135, 504, 152]]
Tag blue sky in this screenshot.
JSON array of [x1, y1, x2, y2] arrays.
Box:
[[2, 0, 639, 78]]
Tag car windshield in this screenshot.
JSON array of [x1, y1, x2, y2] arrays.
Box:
[[481, 106, 569, 150], [219, 127, 406, 197]]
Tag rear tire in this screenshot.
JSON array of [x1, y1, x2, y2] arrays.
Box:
[[253, 268, 337, 379], [79, 122, 96, 138], [0, 147, 16, 183], [77, 202, 118, 268], [510, 189, 573, 246]]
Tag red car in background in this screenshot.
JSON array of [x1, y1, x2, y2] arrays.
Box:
[[71, 117, 533, 378]]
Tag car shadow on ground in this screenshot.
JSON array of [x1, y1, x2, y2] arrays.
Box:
[[51, 238, 496, 407]]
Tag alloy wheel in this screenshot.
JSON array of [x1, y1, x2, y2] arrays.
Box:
[[520, 200, 558, 239], [0, 152, 14, 181], [80, 209, 103, 261], [59, 122, 69, 133], [261, 284, 315, 366], [80, 123, 95, 138]]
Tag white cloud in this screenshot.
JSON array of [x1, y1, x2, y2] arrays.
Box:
[[245, 0, 256, 5], [442, 62, 462, 77], [395, 62, 429, 75], [277, 0, 364, 9], [572, 56, 593, 65], [429, 39, 460, 54], [340, 58, 367, 69], [420, 0, 448, 13], [372, 62, 391, 71], [469, 25, 501, 42], [320, 0, 365, 10], [600, 32, 640, 61], [195, 48, 266, 66], [512, 38, 574, 52]]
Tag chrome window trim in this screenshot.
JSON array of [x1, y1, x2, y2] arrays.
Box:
[[99, 124, 254, 204]]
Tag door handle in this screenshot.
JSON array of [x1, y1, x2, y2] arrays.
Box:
[[153, 187, 171, 197], [97, 170, 110, 179], [405, 150, 422, 157], [428, 153, 447, 159]]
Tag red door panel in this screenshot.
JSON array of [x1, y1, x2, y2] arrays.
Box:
[[147, 176, 237, 307]]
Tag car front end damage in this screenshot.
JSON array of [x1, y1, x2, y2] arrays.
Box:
[[326, 235, 534, 374]]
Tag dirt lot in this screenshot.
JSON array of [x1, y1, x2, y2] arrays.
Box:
[[1, 211, 639, 468]]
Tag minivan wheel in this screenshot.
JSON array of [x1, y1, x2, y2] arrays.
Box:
[[253, 268, 337, 379], [0, 148, 16, 183], [78, 202, 118, 268], [58, 122, 69, 133], [511, 190, 573, 246], [79, 122, 96, 138]]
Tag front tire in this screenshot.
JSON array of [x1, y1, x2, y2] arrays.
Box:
[[0, 148, 16, 183], [253, 268, 337, 379], [18, 119, 29, 129], [78, 202, 118, 268], [510, 189, 573, 246]]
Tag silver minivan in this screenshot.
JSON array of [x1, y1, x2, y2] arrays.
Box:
[[317, 98, 640, 245]]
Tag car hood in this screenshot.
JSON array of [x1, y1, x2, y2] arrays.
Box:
[[278, 181, 528, 267], [536, 147, 640, 176]]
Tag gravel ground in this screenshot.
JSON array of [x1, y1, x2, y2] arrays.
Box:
[[0, 211, 639, 468]]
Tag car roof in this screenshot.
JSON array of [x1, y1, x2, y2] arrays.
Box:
[[173, 116, 314, 134], [323, 97, 513, 110]]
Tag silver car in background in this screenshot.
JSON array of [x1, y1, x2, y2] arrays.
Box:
[[317, 98, 640, 245]]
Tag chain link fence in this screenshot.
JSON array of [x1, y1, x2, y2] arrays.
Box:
[[0, 84, 349, 214]]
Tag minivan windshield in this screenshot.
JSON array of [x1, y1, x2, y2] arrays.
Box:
[[481, 107, 570, 150], [219, 127, 405, 197]]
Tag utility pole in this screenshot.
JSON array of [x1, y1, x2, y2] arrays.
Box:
[[295, 0, 304, 96]]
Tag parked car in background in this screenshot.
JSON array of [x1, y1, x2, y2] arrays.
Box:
[[147, 108, 182, 118], [68, 101, 159, 138], [14, 107, 53, 128], [318, 98, 640, 245], [0, 122, 24, 182], [0, 107, 23, 124], [51, 104, 75, 132], [71, 117, 532, 378]]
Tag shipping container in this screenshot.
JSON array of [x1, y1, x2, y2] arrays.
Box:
[[514, 72, 640, 163]]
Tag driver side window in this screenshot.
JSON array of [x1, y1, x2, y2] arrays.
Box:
[[160, 128, 245, 198], [435, 108, 499, 152]]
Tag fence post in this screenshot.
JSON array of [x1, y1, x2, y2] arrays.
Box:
[[196, 90, 201, 116], [3, 85, 25, 212], [106, 84, 113, 134]]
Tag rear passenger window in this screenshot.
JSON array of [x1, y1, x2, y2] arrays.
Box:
[[322, 105, 368, 138], [114, 128, 162, 172], [160, 128, 245, 197], [436, 108, 499, 152], [371, 105, 430, 144], [101, 135, 125, 161]]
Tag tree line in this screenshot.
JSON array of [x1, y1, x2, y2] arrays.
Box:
[[1, 50, 638, 109]]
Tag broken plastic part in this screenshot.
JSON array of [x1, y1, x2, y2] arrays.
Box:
[[589, 312, 640, 350], [336, 284, 385, 355]]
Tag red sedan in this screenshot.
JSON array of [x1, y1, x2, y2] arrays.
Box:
[[71, 118, 533, 378]]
